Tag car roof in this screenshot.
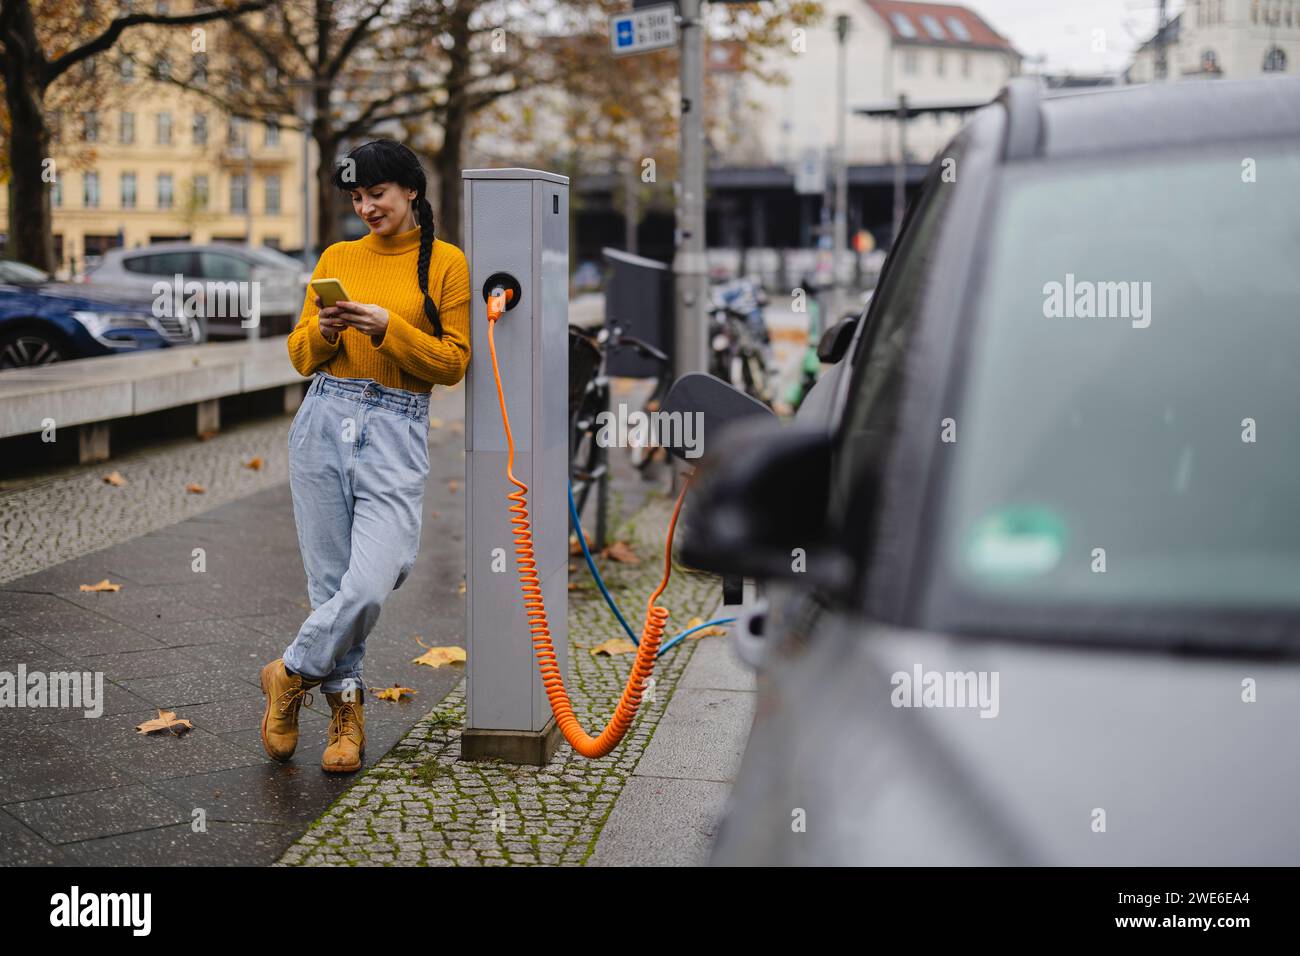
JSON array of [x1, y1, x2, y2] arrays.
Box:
[[107, 243, 261, 258], [996, 75, 1300, 162]]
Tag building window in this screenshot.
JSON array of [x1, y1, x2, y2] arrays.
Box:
[[231, 174, 248, 213], [1252, 0, 1260, 23], [945, 16, 971, 41], [962, 53, 972, 77], [119, 55, 134, 81], [920, 14, 946, 40], [890, 12, 917, 38], [193, 113, 208, 146], [158, 173, 174, 209], [120, 111, 134, 144], [193, 175, 209, 209], [84, 171, 100, 208], [1263, 46, 1287, 71], [83, 111, 99, 142], [52, 179, 62, 208], [50, 109, 62, 144], [265, 118, 280, 147], [936, 52, 945, 75], [121, 173, 137, 209], [227, 117, 244, 147], [265, 174, 281, 214], [1201, 49, 1220, 73], [903, 50, 918, 75], [156, 112, 172, 145], [81, 56, 96, 80], [154, 52, 170, 81], [192, 53, 207, 87]]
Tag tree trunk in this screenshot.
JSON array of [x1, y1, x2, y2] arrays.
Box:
[[434, 4, 472, 249], [314, 116, 341, 247], [2, 0, 55, 272], [436, 99, 465, 249]]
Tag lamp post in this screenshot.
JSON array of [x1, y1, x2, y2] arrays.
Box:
[[833, 14, 851, 320]]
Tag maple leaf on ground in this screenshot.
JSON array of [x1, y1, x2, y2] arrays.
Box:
[[135, 709, 193, 735], [600, 541, 640, 564], [569, 533, 590, 556], [186, 482, 206, 494], [78, 578, 121, 592], [591, 639, 637, 656], [373, 685, 416, 702], [197, 430, 218, 441], [244, 456, 263, 470], [412, 646, 466, 668], [102, 470, 127, 486]]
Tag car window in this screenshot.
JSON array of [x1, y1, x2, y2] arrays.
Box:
[[245, 247, 300, 271], [929, 143, 1300, 626], [0, 259, 50, 284], [197, 252, 252, 280], [124, 252, 194, 276], [826, 153, 963, 579]]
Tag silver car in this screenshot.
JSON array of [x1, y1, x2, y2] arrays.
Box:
[[85, 243, 308, 340]]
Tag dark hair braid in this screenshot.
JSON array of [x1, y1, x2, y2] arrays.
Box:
[[331, 137, 444, 338], [415, 195, 443, 337]]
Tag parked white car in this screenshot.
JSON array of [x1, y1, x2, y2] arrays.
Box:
[[85, 243, 309, 340]]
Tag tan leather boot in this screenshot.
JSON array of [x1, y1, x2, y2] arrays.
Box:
[[322, 689, 365, 773], [259, 658, 320, 762]]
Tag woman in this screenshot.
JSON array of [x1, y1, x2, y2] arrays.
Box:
[[260, 139, 471, 773]]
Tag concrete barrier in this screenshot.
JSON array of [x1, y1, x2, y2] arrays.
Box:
[[0, 337, 306, 462]]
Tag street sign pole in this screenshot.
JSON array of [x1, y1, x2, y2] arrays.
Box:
[[673, 0, 709, 379]]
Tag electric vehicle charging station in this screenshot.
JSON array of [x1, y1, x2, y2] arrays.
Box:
[[461, 168, 570, 766]]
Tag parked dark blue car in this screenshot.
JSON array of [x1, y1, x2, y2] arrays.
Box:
[[0, 258, 197, 368]]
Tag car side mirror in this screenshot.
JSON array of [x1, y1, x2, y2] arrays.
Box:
[[817, 316, 859, 364], [678, 416, 856, 594]]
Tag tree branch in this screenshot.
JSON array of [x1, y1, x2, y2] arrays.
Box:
[[324, 0, 392, 79], [42, 0, 271, 86]]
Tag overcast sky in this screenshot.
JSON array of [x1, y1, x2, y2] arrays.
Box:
[[962, 0, 1184, 74]]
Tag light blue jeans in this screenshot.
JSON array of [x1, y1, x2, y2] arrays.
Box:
[[283, 370, 430, 696]]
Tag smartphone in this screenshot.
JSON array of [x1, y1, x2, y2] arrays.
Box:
[[310, 278, 351, 308]]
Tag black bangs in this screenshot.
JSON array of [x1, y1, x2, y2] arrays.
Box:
[[331, 141, 407, 192]]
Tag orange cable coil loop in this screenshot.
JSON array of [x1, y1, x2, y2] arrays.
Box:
[[485, 288, 688, 759]]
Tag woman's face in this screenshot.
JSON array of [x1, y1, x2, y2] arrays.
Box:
[[350, 181, 418, 236]]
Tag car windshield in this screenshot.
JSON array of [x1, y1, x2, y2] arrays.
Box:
[[0, 259, 51, 285], [931, 144, 1300, 626], [245, 246, 301, 270]]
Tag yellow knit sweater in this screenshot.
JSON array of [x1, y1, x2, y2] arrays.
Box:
[[286, 225, 471, 393]]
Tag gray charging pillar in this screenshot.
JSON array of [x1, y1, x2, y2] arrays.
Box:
[[461, 168, 570, 765]]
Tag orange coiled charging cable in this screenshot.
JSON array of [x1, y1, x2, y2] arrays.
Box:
[[485, 286, 689, 759]]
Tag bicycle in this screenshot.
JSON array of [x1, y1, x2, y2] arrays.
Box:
[[567, 321, 674, 552]]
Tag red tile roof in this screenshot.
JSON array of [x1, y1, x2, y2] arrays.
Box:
[[865, 0, 1018, 53]]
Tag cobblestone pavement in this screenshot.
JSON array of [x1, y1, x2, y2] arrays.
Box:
[[277, 489, 725, 866]]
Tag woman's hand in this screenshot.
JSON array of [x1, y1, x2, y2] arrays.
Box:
[[315, 296, 349, 342], [334, 301, 390, 341]]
